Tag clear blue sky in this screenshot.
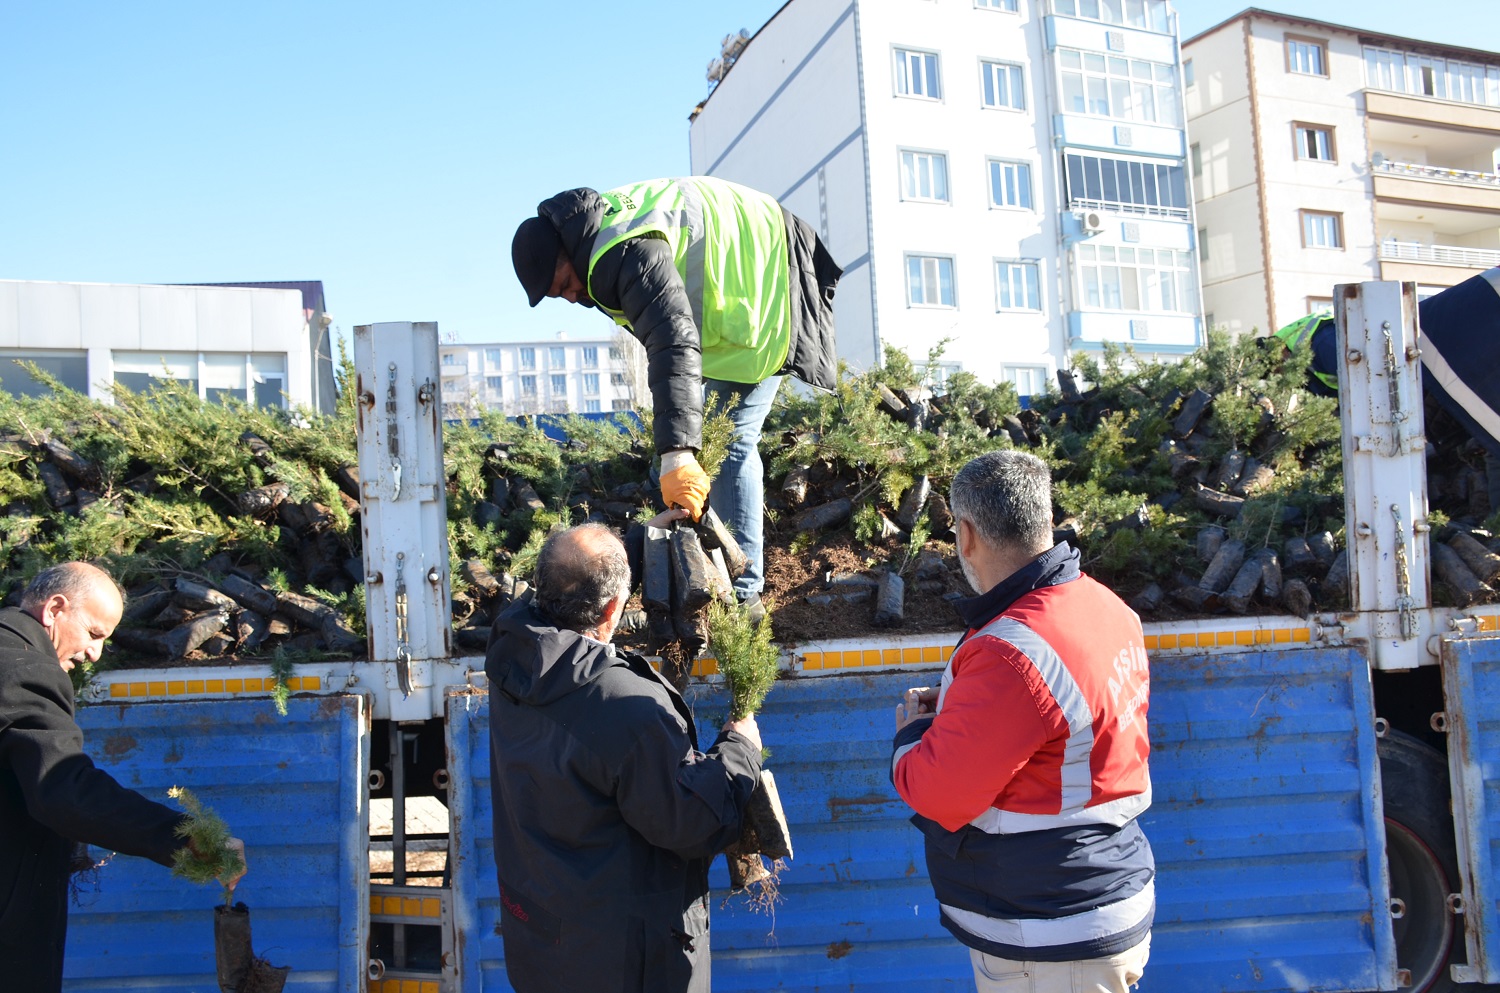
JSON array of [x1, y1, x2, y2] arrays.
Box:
[[1, 2, 1493, 347]]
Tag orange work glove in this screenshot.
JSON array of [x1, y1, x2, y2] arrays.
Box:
[[659, 450, 711, 521]]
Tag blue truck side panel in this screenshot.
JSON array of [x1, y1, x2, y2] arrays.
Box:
[[447, 648, 1393, 992], [62, 695, 369, 993], [1442, 635, 1500, 982]]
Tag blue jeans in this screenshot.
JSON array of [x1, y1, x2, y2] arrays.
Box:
[[704, 375, 781, 598]]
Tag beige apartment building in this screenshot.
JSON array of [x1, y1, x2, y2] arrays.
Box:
[[1185, 8, 1500, 336]]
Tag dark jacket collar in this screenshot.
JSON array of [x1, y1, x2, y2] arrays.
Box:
[[536, 187, 607, 288], [484, 597, 625, 708], [0, 606, 51, 655], [953, 542, 1082, 633]]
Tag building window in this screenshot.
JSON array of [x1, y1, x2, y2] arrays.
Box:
[[1286, 36, 1327, 77], [520, 375, 537, 397], [1075, 244, 1197, 313], [1301, 210, 1343, 249], [995, 261, 1041, 311], [485, 348, 501, 365], [981, 60, 1026, 110], [1197, 227, 1209, 262], [612, 399, 632, 411], [1190, 142, 1202, 177], [548, 346, 565, 368], [1364, 46, 1500, 106], [608, 345, 623, 360], [111, 351, 287, 409], [611, 372, 626, 386], [1184, 58, 1195, 87], [581, 346, 598, 367], [976, 0, 1018, 10], [584, 399, 601, 413], [1058, 49, 1181, 126], [895, 48, 942, 99], [1294, 123, 1335, 161], [583, 373, 600, 395], [1052, 0, 1171, 32], [988, 160, 1034, 209], [1307, 296, 1333, 315], [899, 149, 950, 203], [441, 352, 461, 366], [1005, 366, 1049, 399], [520, 347, 536, 370], [1063, 152, 1190, 218], [906, 255, 956, 307], [550, 373, 567, 394], [0, 349, 88, 398], [486, 376, 503, 391]]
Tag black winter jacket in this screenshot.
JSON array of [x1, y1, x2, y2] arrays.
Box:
[[484, 598, 761, 993], [0, 607, 186, 993], [535, 185, 842, 454]]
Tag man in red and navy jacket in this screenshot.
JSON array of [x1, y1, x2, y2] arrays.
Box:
[[892, 451, 1153, 992]]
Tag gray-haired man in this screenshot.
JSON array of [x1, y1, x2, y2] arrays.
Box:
[[0, 562, 246, 993], [891, 451, 1154, 992], [483, 522, 762, 993]]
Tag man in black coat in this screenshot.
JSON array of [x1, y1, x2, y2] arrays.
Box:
[[0, 562, 246, 992], [485, 522, 762, 993]]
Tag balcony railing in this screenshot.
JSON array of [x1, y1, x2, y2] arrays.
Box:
[[1068, 197, 1191, 221], [1373, 158, 1500, 189], [1379, 239, 1500, 269]]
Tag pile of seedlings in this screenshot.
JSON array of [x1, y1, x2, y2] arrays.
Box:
[[0, 356, 725, 684], [758, 332, 1500, 632], [3, 329, 1497, 681]]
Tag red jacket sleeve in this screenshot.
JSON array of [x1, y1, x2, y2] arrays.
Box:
[[891, 638, 1058, 832]]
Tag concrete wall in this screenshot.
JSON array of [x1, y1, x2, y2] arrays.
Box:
[[1246, 17, 1377, 330], [689, 0, 876, 369]]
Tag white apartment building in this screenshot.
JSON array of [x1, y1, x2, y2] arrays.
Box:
[[0, 279, 335, 412], [438, 334, 644, 419], [689, 0, 1201, 398], [1186, 10, 1500, 337]]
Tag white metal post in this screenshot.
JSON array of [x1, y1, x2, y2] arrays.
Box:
[[1337, 281, 1431, 671], [353, 323, 453, 719]]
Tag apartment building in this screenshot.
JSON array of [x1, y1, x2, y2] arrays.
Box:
[[1186, 9, 1500, 337], [0, 279, 335, 412], [688, 0, 1202, 398], [438, 334, 644, 419]]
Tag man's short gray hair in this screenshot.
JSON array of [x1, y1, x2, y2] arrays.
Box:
[[533, 524, 631, 632], [949, 450, 1054, 553], [20, 562, 123, 612]]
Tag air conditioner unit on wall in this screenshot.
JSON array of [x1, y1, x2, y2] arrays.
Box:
[[1081, 211, 1107, 235]]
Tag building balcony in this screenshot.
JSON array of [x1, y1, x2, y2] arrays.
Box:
[[1380, 239, 1500, 269], [1378, 240, 1500, 287], [1371, 160, 1500, 214], [1068, 197, 1190, 222], [1365, 89, 1500, 136]]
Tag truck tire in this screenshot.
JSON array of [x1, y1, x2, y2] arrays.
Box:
[[1380, 730, 1466, 992]]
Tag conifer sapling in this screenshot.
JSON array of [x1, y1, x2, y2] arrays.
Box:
[[168, 786, 245, 907]]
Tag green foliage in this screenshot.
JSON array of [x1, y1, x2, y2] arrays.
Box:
[[707, 598, 779, 721], [268, 646, 296, 717], [167, 786, 244, 907]]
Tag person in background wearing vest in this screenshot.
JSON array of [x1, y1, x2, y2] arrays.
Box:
[[1268, 311, 1340, 398], [891, 451, 1154, 993], [511, 178, 843, 622]]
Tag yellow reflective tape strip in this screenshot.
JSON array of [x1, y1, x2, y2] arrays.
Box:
[[922, 646, 942, 663], [421, 982, 440, 993], [883, 648, 901, 665], [383, 895, 402, 915], [110, 683, 128, 698], [842, 650, 863, 667], [402, 897, 421, 916], [148, 681, 166, 695], [422, 897, 441, 918], [802, 652, 822, 670], [902, 647, 923, 664], [863, 650, 881, 667], [370, 894, 381, 915]]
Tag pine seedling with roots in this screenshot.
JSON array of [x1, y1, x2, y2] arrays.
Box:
[[707, 599, 778, 722], [167, 786, 244, 907]]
